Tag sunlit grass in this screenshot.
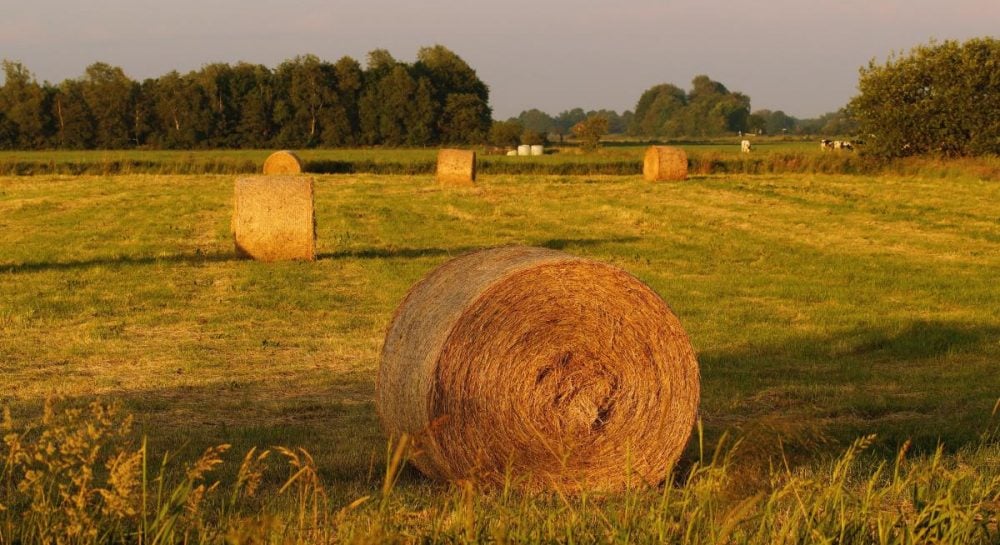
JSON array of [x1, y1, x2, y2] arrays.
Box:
[[1, 169, 998, 542]]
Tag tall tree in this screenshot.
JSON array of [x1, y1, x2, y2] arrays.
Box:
[[233, 63, 275, 148], [0, 60, 50, 148], [80, 62, 134, 148], [51, 79, 95, 149], [150, 71, 211, 148], [439, 93, 490, 144]]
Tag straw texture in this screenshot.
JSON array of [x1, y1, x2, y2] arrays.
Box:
[[232, 176, 316, 262], [262, 150, 303, 175], [377, 246, 700, 492], [436, 149, 476, 186], [643, 146, 688, 181]]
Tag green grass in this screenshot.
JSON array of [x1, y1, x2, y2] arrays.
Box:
[[1, 170, 999, 542]]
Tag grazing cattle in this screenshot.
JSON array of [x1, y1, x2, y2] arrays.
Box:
[[820, 139, 834, 151], [841, 141, 854, 151], [741, 139, 752, 153]]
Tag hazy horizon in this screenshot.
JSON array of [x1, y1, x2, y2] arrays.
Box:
[[2, 0, 997, 119]]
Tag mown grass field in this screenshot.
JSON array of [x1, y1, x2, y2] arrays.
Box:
[[1, 165, 999, 542]]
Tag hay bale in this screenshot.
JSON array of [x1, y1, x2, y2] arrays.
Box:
[[262, 150, 303, 175], [232, 176, 316, 261], [643, 146, 688, 181], [530, 144, 544, 156], [517, 144, 531, 156], [376, 246, 700, 492], [436, 149, 476, 186]]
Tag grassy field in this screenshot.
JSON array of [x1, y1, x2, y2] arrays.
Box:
[[1, 168, 999, 542], [0, 141, 863, 176]]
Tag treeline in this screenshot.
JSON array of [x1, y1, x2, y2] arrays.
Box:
[[506, 75, 857, 144], [0, 45, 492, 150]]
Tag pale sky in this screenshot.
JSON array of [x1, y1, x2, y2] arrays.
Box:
[[2, 0, 997, 119]]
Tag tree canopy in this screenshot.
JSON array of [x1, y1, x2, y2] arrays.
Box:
[[628, 76, 750, 137], [0, 45, 491, 149], [850, 37, 1000, 158]]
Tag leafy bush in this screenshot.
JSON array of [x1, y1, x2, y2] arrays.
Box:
[[851, 38, 1000, 158]]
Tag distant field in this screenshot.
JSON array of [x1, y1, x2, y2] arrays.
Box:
[[1, 170, 999, 542], [0, 140, 869, 176]]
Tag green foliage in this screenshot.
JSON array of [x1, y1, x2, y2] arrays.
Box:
[[488, 119, 522, 147], [851, 37, 1000, 158], [571, 114, 609, 152], [629, 76, 750, 137], [0, 45, 492, 150], [515, 108, 556, 135]]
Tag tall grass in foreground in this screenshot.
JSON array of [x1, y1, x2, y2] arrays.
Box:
[[2, 401, 998, 544]]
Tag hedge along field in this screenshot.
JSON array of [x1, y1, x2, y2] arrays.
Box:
[[1, 170, 999, 542], [3, 144, 998, 179]]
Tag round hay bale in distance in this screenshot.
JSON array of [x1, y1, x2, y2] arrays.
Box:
[[263, 150, 303, 175], [376, 246, 700, 492], [437, 149, 476, 186], [232, 176, 316, 261], [517, 144, 531, 156], [643, 146, 688, 181]]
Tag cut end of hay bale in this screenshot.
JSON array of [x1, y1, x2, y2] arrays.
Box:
[[643, 146, 688, 181], [376, 246, 700, 492], [232, 176, 316, 262], [436, 149, 476, 186], [262, 150, 303, 175]]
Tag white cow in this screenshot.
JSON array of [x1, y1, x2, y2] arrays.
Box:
[[820, 139, 834, 151], [741, 140, 752, 153]]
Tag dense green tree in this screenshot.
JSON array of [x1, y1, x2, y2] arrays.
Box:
[[850, 37, 1000, 157], [273, 55, 340, 147], [150, 71, 211, 148], [51, 79, 95, 149], [629, 84, 686, 136], [572, 114, 609, 152], [629, 76, 749, 137], [80, 62, 134, 148], [333, 56, 364, 143], [516, 109, 556, 135], [488, 119, 523, 147], [415, 45, 488, 103], [553, 108, 586, 139], [0, 46, 499, 149], [0, 110, 16, 149], [0, 60, 50, 148], [439, 93, 490, 144]]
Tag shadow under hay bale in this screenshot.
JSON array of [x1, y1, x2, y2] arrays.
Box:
[[262, 150, 303, 175], [376, 246, 700, 492], [436, 149, 476, 186], [232, 176, 316, 262], [643, 146, 688, 181]]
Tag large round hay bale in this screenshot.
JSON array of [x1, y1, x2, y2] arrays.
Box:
[[232, 176, 316, 261], [530, 144, 545, 156], [436, 149, 476, 186], [517, 144, 531, 156], [376, 246, 700, 492], [262, 150, 303, 175], [643, 146, 688, 181]]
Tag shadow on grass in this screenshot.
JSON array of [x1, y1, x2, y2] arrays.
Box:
[[3, 237, 643, 274], [695, 320, 1000, 465], [317, 237, 641, 260], [1, 251, 235, 274]]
